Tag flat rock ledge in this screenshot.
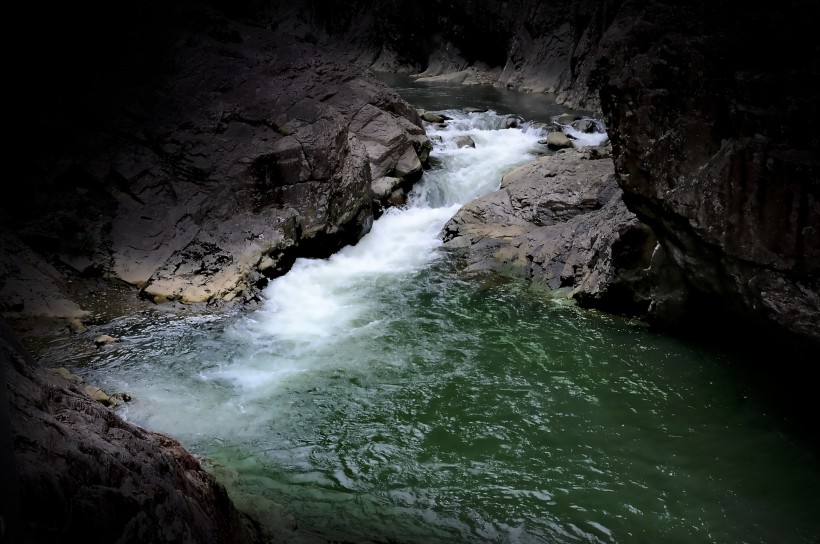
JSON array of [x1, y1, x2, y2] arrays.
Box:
[[441, 146, 659, 315]]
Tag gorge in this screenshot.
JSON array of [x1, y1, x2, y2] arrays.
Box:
[[2, 1, 818, 543]]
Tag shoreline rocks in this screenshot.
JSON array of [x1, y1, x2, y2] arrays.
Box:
[[441, 146, 658, 315], [1, 2, 430, 326]]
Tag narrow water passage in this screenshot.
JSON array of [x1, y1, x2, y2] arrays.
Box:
[[50, 108, 819, 543]]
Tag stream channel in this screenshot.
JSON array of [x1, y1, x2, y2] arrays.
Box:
[[41, 76, 820, 543]]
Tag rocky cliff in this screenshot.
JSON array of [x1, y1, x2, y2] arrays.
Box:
[[595, 1, 819, 344], [1, 318, 263, 544], [2, 0, 430, 323]]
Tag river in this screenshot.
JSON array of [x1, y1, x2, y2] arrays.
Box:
[[41, 79, 819, 543]]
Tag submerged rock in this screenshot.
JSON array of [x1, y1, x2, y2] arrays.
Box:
[[94, 334, 118, 347], [453, 135, 476, 148]]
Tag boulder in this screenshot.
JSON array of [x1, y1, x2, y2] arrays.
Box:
[[504, 116, 523, 129], [571, 119, 601, 133], [546, 131, 572, 149], [421, 112, 446, 123], [442, 147, 656, 314], [453, 135, 476, 148], [555, 113, 580, 125]]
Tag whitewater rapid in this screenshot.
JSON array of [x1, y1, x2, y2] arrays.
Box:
[[210, 111, 549, 396]]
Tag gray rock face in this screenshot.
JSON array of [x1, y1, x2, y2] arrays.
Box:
[[442, 147, 656, 313], [2, 3, 429, 316]]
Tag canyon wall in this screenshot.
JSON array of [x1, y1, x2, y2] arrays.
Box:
[[2, 1, 430, 322], [594, 1, 819, 344]]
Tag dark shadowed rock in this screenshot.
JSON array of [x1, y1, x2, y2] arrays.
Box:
[[1, 319, 267, 544], [2, 2, 429, 318], [596, 1, 820, 343]]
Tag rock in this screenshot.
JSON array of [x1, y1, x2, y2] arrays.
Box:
[[1, 318, 257, 543], [504, 116, 523, 129], [257, 255, 276, 272], [463, 107, 488, 113], [546, 131, 572, 149], [50, 367, 84, 384], [422, 112, 446, 123], [555, 113, 580, 125], [371, 176, 402, 200], [345, 102, 428, 181], [111, 392, 132, 403], [596, 1, 820, 343], [571, 119, 601, 133], [83, 385, 114, 406], [442, 147, 656, 313], [94, 334, 117, 347], [453, 135, 476, 148]]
